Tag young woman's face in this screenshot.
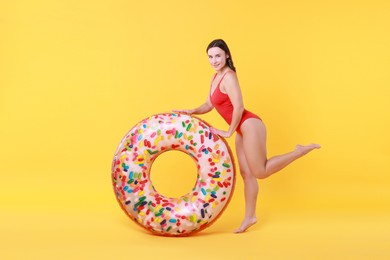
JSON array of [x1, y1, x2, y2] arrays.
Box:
[[207, 47, 228, 72]]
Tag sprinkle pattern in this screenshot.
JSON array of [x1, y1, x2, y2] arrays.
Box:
[[112, 113, 235, 236]]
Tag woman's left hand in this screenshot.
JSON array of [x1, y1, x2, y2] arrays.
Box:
[[210, 127, 231, 138]]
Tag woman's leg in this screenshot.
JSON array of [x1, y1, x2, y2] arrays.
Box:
[[240, 119, 320, 179], [234, 133, 259, 233]]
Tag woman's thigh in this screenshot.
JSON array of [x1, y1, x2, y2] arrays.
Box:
[[240, 118, 267, 173], [235, 133, 252, 178]]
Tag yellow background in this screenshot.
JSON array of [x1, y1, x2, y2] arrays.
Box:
[[1, 0, 389, 259]]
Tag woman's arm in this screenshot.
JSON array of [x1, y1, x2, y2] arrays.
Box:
[[173, 97, 214, 115], [213, 73, 244, 138], [174, 75, 216, 115]]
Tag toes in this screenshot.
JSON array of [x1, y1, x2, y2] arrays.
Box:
[[234, 219, 257, 233], [234, 230, 243, 234]]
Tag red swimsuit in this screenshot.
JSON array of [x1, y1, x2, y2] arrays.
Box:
[[210, 71, 261, 135]]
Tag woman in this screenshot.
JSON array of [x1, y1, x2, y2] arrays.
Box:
[[175, 39, 320, 233]]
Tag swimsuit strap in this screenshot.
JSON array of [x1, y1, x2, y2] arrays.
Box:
[[210, 70, 234, 96], [211, 73, 218, 83], [216, 71, 232, 87], [210, 74, 217, 97]]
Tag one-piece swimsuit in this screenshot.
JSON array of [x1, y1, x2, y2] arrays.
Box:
[[210, 71, 261, 135]]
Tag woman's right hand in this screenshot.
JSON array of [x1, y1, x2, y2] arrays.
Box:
[[172, 109, 193, 115]]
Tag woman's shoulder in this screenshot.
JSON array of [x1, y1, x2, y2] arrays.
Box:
[[223, 70, 238, 83], [221, 70, 240, 94], [225, 69, 236, 75]]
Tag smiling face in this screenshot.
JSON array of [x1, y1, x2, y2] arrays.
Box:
[[207, 47, 229, 72]]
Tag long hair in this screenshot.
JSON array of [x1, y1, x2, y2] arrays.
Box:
[[206, 39, 236, 72]]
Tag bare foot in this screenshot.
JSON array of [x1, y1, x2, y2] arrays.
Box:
[[234, 217, 257, 233], [295, 144, 321, 157]]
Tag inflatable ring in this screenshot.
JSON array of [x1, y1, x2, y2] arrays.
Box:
[[111, 113, 235, 236]]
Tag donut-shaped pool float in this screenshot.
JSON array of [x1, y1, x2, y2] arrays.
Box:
[[111, 113, 235, 236]]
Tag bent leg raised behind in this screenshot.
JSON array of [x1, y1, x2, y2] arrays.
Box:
[[240, 119, 320, 179]]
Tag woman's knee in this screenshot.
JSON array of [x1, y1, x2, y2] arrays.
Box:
[[240, 168, 267, 180], [239, 169, 256, 182]]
